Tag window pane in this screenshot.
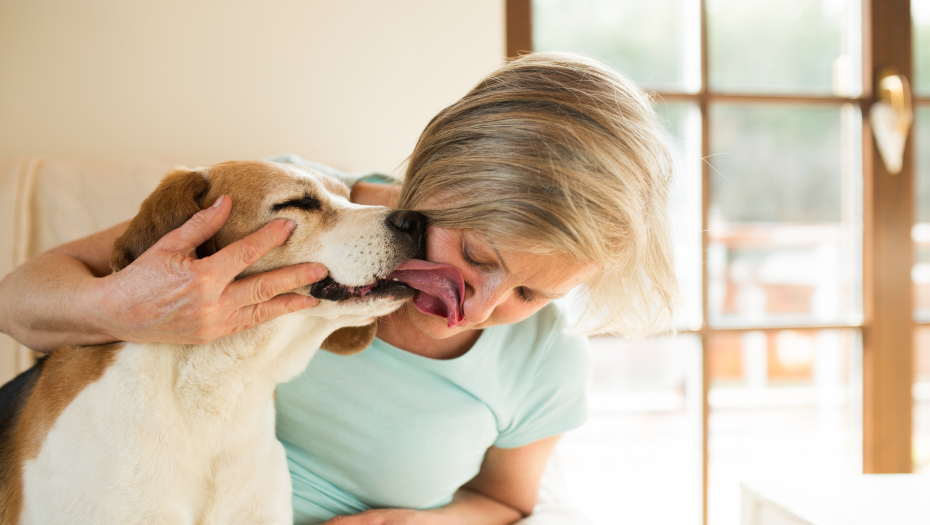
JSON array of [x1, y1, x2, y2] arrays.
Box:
[[916, 0, 930, 96], [708, 329, 861, 525], [658, 102, 703, 330], [914, 107, 930, 319], [532, 0, 701, 92], [560, 335, 703, 525], [707, 0, 861, 95], [708, 103, 862, 328], [917, 328, 930, 473]]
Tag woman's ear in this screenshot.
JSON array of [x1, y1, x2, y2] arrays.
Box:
[[111, 167, 211, 272], [319, 322, 378, 355]]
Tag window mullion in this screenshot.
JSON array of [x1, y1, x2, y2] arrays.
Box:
[[861, 0, 915, 474]]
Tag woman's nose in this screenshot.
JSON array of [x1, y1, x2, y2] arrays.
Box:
[[463, 279, 507, 324]]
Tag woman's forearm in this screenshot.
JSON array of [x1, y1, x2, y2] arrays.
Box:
[[0, 251, 119, 353], [0, 221, 127, 353], [428, 488, 523, 525], [0, 199, 330, 353]]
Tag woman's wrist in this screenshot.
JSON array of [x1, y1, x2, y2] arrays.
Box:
[[79, 272, 127, 345]]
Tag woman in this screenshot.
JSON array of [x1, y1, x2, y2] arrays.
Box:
[[0, 53, 677, 524]]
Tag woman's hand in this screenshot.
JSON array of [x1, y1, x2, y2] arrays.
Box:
[[0, 195, 330, 352], [87, 195, 328, 345]]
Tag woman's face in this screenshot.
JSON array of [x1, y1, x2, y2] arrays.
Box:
[[397, 226, 597, 340]]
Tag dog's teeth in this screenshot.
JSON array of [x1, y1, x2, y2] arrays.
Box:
[[392, 278, 399, 281]]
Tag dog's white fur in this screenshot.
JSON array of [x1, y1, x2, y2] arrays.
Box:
[[4, 161, 415, 524]]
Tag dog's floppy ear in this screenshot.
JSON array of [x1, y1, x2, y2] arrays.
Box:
[[111, 167, 211, 272], [320, 322, 378, 355]]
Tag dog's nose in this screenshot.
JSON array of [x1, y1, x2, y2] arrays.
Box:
[[385, 210, 427, 258], [386, 210, 426, 232]]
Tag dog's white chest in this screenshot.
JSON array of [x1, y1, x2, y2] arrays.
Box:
[[20, 344, 295, 525]]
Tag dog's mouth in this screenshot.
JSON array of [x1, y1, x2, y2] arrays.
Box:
[[309, 260, 466, 327], [308, 276, 412, 302]]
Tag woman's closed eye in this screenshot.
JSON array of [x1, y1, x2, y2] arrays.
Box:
[[461, 240, 492, 268], [462, 240, 538, 303]]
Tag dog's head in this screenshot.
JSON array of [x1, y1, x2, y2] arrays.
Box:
[[111, 160, 423, 354]]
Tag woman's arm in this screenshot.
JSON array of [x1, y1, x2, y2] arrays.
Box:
[[459, 435, 562, 517], [0, 195, 328, 353], [0, 221, 129, 351], [324, 435, 562, 525], [351, 181, 401, 207]]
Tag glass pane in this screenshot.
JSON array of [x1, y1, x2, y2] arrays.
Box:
[[708, 103, 862, 328], [914, 108, 930, 319], [917, 328, 930, 473], [708, 329, 861, 525], [532, 0, 701, 92], [658, 102, 703, 330], [707, 0, 861, 95], [560, 335, 703, 524], [916, 0, 930, 96]]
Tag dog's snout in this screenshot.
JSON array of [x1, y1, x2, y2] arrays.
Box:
[[385, 210, 427, 258]]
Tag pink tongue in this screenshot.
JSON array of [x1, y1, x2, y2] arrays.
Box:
[[390, 259, 465, 327]]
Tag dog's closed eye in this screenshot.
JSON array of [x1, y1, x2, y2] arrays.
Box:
[[273, 195, 322, 212]]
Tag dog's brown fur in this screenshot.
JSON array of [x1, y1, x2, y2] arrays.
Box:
[[111, 169, 211, 271], [0, 344, 122, 525]]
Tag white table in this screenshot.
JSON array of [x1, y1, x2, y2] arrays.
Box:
[[740, 475, 930, 525]]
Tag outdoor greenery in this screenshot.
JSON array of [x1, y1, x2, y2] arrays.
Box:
[[710, 104, 843, 222], [915, 1, 930, 96], [533, 0, 853, 223], [533, 0, 690, 92], [707, 0, 853, 94]]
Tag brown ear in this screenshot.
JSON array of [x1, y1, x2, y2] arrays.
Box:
[[111, 167, 211, 272], [320, 322, 378, 355]]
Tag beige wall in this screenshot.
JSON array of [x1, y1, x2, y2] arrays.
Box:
[[0, 0, 505, 172], [0, 1, 504, 382]]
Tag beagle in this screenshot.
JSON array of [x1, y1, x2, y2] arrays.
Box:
[[0, 160, 457, 525]]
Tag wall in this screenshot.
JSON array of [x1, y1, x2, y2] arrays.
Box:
[[0, 0, 504, 382], [0, 0, 505, 172]]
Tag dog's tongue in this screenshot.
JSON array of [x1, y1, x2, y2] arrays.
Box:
[[390, 260, 465, 327]]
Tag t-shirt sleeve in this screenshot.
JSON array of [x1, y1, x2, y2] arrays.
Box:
[[493, 328, 592, 449]]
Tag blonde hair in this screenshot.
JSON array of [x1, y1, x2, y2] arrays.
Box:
[[398, 52, 678, 338]]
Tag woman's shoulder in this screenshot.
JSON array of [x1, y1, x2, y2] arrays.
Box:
[[494, 302, 591, 373], [491, 303, 592, 448], [503, 302, 587, 347]]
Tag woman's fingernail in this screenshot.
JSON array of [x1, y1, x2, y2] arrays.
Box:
[[212, 195, 224, 208], [307, 297, 320, 307], [313, 266, 327, 280], [284, 219, 297, 232]]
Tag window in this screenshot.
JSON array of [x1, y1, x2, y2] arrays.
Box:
[[513, 1, 921, 523], [912, 1, 930, 476]]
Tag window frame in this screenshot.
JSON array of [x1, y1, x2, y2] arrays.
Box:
[[508, 0, 919, 522]]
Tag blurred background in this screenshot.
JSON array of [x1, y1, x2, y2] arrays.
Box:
[[1, 1, 927, 525], [530, 0, 930, 524]]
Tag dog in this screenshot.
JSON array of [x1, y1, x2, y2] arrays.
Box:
[[0, 160, 436, 525]]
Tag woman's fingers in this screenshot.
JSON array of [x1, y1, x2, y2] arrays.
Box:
[[155, 194, 231, 256], [226, 262, 327, 309], [98, 195, 331, 345], [207, 217, 297, 279], [228, 292, 321, 331]]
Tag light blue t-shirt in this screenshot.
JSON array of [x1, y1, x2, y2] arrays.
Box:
[[274, 303, 591, 525]]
